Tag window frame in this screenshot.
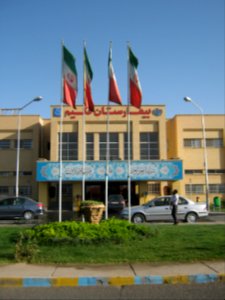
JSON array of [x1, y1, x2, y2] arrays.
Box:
[[140, 132, 159, 160], [99, 132, 120, 161], [58, 132, 78, 161]]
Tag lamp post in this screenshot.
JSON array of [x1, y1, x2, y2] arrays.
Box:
[[183, 96, 209, 210], [15, 96, 43, 197]]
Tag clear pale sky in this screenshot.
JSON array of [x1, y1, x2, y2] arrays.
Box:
[[0, 0, 224, 118]]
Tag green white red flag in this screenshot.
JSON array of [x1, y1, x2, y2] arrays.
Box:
[[84, 47, 94, 112], [108, 46, 122, 105], [62, 46, 77, 108], [128, 47, 142, 108]]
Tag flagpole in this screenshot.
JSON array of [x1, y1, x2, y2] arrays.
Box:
[[105, 97, 109, 219], [82, 42, 86, 210], [105, 43, 112, 220], [58, 41, 64, 223], [127, 43, 131, 223]]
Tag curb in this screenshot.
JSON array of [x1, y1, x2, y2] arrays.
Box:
[[0, 273, 224, 287]]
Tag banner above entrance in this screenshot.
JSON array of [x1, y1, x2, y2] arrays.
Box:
[[36, 160, 182, 182]]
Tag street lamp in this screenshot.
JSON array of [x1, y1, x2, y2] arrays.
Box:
[[183, 96, 209, 210], [15, 96, 43, 197]]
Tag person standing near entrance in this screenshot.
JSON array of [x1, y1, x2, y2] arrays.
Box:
[[171, 189, 179, 225]]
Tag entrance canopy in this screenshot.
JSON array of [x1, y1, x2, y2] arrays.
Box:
[[36, 160, 182, 182]]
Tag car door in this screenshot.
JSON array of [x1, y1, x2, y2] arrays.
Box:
[[177, 197, 189, 220], [0, 198, 15, 217], [11, 197, 26, 217], [145, 197, 171, 221]]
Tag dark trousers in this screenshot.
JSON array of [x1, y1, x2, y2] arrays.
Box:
[[171, 205, 178, 224]]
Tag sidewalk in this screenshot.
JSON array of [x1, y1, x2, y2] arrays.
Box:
[[0, 261, 224, 287]]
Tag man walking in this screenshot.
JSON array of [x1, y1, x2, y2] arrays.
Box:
[[171, 189, 179, 225]]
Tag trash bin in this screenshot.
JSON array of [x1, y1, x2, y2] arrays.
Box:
[[213, 196, 221, 207]]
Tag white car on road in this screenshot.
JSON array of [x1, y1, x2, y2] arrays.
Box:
[[120, 195, 208, 223]]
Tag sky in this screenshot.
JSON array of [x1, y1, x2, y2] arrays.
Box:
[[0, 0, 224, 119]]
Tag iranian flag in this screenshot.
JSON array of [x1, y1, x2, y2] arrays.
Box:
[[128, 47, 142, 108], [108, 46, 122, 105], [84, 47, 94, 112], [63, 46, 77, 108]]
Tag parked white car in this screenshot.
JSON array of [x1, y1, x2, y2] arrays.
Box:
[[120, 195, 208, 223]]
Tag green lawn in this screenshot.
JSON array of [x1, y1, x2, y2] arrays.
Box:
[[0, 227, 27, 263], [0, 224, 224, 264]]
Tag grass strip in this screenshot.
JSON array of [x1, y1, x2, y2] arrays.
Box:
[[0, 224, 224, 264]]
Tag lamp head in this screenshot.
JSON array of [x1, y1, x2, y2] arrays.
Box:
[[33, 96, 43, 102], [184, 96, 192, 102]]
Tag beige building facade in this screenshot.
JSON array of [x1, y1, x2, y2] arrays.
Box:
[[0, 105, 224, 211], [167, 114, 225, 203]]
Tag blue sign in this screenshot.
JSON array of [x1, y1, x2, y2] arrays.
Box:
[[152, 108, 163, 116], [53, 108, 61, 117], [36, 160, 182, 182]]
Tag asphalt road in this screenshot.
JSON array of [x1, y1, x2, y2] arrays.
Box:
[[0, 283, 224, 300]]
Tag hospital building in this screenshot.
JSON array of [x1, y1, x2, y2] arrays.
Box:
[[0, 105, 224, 212]]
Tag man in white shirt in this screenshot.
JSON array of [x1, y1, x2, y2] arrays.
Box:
[[171, 189, 179, 225]]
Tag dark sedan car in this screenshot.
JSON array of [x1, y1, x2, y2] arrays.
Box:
[[108, 194, 126, 211], [0, 196, 44, 220]]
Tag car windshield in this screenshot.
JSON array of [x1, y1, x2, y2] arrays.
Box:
[[109, 195, 122, 201], [142, 201, 153, 207]]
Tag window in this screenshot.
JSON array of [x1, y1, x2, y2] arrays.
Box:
[[62, 184, 72, 196], [184, 139, 201, 148], [147, 183, 160, 194], [0, 140, 10, 149], [185, 184, 204, 194], [15, 197, 26, 205], [209, 184, 225, 194], [58, 132, 78, 160], [206, 139, 223, 148], [54, 183, 72, 197], [0, 171, 14, 177], [99, 133, 119, 160], [15, 139, 32, 149], [208, 169, 225, 174], [0, 186, 9, 195], [140, 132, 159, 160], [20, 171, 32, 176], [86, 133, 94, 160], [153, 197, 170, 206], [0, 198, 14, 206], [124, 133, 133, 160], [186, 184, 225, 194], [12, 186, 32, 196], [185, 170, 203, 175], [178, 197, 188, 205], [184, 138, 224, 148]]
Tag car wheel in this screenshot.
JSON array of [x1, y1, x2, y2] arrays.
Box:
[[23, 211, 34, 220], [132, 213, 146, 224], [186, 212, 198, 223]]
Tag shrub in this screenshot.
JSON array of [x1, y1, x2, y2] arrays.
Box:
[[15, 231, 39, 263], [16, 219, 157, 246], [15, 219, 158, 261]]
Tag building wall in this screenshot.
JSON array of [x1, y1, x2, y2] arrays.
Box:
[[49, 105, 167, 161], [167, 115, 225, 203], [0, 115, 43, 200], [1, 107, 224, 210], [46, 105, 168, 208]]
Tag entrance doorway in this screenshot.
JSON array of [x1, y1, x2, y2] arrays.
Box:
[[48, 183, 73, 210], [85, 181, 139, 205]]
